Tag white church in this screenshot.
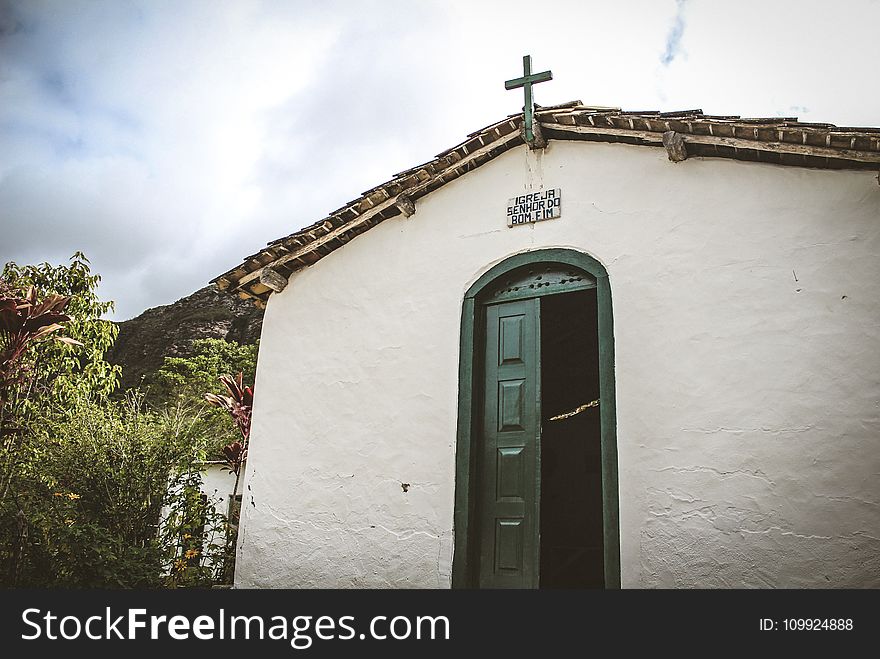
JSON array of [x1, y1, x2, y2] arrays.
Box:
[[212, 63, 880, 588]]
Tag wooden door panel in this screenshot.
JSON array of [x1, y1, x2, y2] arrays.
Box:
[[498, 380, 525, 431], [478, 298, 540, 588], [496, 447, 525, 501], [499, 315, 525, 365], [495, 519, 524, 573]]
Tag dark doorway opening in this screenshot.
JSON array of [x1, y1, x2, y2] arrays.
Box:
[[539, 289, 604, 588]]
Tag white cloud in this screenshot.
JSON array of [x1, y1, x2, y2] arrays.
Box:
[[660, 0, 689, 66], [1, 0, 878, 318]]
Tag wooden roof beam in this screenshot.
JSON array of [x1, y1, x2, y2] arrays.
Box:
[[395, 194, 416, 218], [545, 123, 880, 163], [662, 131, 688, 162], [259, 267, 288, 293]]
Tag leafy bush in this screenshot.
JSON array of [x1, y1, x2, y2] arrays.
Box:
[[149, 338, 257, 457], [1, 393, 228, 587], [2, 252, 120, 404], [0, 255, 236, 587]]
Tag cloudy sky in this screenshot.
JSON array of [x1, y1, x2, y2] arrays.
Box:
[[2, 0, 878, 319]]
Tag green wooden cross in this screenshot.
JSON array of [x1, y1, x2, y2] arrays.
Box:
[[505, 55, 552, 144]]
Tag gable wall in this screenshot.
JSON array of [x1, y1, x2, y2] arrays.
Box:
[[235, 140, 880, 587]]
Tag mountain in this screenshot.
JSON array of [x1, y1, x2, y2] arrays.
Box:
[[108, 285, 263, 391]]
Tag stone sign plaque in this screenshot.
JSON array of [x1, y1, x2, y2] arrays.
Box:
[[507, 189, 562, 226]]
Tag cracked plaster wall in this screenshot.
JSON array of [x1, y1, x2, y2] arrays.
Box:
[[235, 141, 880, 588]]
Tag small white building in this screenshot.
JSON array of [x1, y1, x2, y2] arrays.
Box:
[[213, 102, 880, 588], [159, 462, 238, 577], [199, 462, 240, 527]]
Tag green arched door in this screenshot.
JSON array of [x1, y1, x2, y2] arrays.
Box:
[[453, 250, 620, 589]]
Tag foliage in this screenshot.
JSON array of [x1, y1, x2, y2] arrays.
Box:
[[151, 338, 257, 404], [204, 371, 254, 585], [0, 394, 228, 587], [1, 254, 120, 522], [161, 472, 229, 589], [0, 283, 80, 446], [152, 344, 259, 585], [150, 338, 257, 456], [2, 252, 120, 404], [0, 284, 80, 403], [0, 255, 240, 587], [205, 372, 253, 468]]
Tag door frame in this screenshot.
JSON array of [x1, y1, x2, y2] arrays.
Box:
[[451, 248, 620, 588]]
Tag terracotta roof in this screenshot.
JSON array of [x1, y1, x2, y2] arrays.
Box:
[[212, 102, 880, 306]]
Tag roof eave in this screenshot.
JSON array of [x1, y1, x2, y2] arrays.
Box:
[[213, 105, 880, 305]]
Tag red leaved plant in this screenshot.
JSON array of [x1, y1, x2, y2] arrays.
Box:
[[1, 283, 81, 422], [1, 282, 82, 509], [204, 372, 253, 581], [204, 372, 253, 475]]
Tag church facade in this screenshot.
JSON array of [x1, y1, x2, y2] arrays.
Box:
[[214, 103, 880, 588]]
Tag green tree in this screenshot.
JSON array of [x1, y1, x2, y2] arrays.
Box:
[[1, 254, 121, 552], [150, 340, 259, 584], [2, 252, 120, 403], [0, 254, 228, 587], [0, 282, 81, 501], [151, 338, 257, 402], [150, 338, 258, 456]]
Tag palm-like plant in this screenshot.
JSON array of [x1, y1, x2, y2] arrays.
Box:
[[1, 284, 81, 407], [204, 372, 253, 583], [0, 282, 81, 511], [204, 372, 252, 475]]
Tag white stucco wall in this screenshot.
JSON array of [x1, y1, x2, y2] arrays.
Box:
[[235, 140, 880, 588], [197, 464, 239, 557], [201, 463, 239, 518]]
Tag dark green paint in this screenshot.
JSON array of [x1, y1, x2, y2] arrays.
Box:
[[504, 55, 552, 144], [478, 298, 541, 587], [452, 248, 621, 589], [483, 261, 597, 304]]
